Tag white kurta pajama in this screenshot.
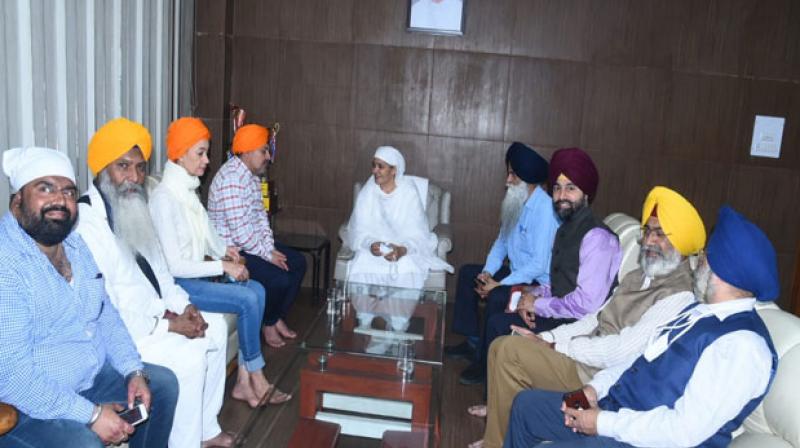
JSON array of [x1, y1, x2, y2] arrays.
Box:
[[76, 184, 228, 447]]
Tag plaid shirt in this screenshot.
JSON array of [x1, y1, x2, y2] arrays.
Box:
[[208, 156, 274, 261], [0, 212, 143, 422]]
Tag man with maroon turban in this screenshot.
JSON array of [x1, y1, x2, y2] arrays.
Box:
[[514, 147, 621, 329]]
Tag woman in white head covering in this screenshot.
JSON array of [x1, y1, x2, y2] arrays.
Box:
[[346, 146, 453, 295]]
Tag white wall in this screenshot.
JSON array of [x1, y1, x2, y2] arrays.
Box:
[[0, 0, 192, 212]]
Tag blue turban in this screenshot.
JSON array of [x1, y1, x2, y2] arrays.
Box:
[[706, 206, 779, 301], [505, 142, 548, 184]]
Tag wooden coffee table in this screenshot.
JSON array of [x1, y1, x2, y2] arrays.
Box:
[[236, 281, 445, 447]]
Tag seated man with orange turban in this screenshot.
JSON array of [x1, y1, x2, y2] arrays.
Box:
[[207, 124, 307, 348], [472, 186, 706, 448], [77, 117, 235, 447]]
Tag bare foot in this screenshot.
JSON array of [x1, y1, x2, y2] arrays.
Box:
[[467, 404, 487, 418], [275, 319, 297, 339], [468, 440, 484, 448], [250, 370, 271, 402], [231, 380, 258, 407], [262, 325, 286, 348], [202, 431, 235, 448]]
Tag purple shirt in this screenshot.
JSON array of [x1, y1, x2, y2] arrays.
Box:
[[533, 227, 622, 319]]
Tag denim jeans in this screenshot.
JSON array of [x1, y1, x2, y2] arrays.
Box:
[[176, 278, 267, 372], [504, 389, 633, 448], [0, 362, 179, 448], [243, 242, 306, 326]]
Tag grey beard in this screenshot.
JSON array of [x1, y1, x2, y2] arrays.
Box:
[[97, 173, 161, 261], [693, 260, 714, 304], [500, 182, 529, 236], [639, 244, 683, 278]]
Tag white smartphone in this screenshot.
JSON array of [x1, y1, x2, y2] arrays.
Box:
[[117, 403, 149, 426]]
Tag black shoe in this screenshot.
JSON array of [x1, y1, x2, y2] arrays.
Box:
[[459, 361, 486, 385], [444, 340, 476, 360]]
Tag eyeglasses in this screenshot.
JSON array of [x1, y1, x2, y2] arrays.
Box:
[[640, 225, 670, 240]]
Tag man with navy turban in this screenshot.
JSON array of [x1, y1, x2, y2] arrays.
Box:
[[447, 142, 560, 385], [504, 206, 778, 448]]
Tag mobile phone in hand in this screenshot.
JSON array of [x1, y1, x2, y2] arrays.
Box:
[[562, 389, 590, 410], [117, 403, 149, 426]]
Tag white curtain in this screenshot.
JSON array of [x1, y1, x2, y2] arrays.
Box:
[[0, 0, 194, 211]]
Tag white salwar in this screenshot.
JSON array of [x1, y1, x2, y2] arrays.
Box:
[[77, 184, 228, 447], [346, 147, 453, 330]]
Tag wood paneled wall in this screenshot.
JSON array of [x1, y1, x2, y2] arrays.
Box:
[[193, 0, 800, 309]]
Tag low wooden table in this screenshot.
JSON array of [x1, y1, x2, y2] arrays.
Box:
[[235, 281, 445, 447]]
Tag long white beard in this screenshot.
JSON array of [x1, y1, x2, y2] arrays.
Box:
[[500, 182, 529, 236], [639, 243, 682, 278], [693, 261, 714, 304], [98, 174, 161, 261]]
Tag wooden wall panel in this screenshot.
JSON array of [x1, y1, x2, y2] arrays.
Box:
[[277, 41, 354, 126], [581, 66, 670, 156], [505, 58, 586, 147], [429, 51, 510, 140], [195, 0, 800, 309], [353, 45, 433, 134], [511, 0, 592, 61]]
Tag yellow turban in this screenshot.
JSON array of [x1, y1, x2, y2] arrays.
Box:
[[232, 124, 269, 154], [166, 117, 211, 161], [88, 118, 152, 175], [641, 186, 706, 256]]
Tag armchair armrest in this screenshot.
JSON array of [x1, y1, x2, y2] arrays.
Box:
[[433, 223, 453, 260]]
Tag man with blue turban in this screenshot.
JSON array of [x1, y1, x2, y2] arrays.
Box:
[[447, 142, 560, 384], [504, 206, 778, 448]]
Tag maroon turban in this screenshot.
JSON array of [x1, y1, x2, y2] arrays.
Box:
[[548, 147, 599, 202]]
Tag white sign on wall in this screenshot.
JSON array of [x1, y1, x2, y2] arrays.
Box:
[[750, 115, 785, 159]]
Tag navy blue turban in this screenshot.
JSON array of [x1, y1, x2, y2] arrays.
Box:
[[505, 142, 548, 184], [707, 206, 779, 301]]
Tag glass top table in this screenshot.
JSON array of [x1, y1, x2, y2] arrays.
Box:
[[235, 281, 446, 447]]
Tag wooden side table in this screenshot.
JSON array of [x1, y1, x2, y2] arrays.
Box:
[[276, 233, 331, 304]]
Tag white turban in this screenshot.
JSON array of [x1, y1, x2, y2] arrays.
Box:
[[374, 146, 405, 181], [3, 147, 76, 192]]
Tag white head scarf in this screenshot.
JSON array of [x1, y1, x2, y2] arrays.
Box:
[[374, 146, 405, 182], [3, 147, 76, 192]]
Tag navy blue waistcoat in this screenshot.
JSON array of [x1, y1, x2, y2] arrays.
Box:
[[600, 306, 777, 447]]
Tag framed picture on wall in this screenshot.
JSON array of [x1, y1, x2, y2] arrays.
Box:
[[407, 0, 465, 36]]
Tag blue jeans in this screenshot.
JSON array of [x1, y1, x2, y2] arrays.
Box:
[[0, 362, 178, 448], [176, 278, 267, 372], [243, 242, 306, 325], [504, 389, 632, 448]]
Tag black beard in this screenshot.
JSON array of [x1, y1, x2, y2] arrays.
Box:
[[554, 199, 584, 220], [18, 202, 75, 246]]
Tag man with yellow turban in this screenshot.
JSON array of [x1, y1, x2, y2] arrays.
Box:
[[78, 117, 237, 448], [208, 124, 307, 348], [471, 186, 706, 448]]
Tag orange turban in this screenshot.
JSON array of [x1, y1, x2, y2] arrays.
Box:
[[232, 124, 269, 154], [88, 118, 152, 176], [166, 117, 211, 161]]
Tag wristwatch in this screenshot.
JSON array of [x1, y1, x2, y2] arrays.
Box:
[[125, 369, 150, 385]]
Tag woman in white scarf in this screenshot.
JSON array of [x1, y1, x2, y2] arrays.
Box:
[[346, 146, 454, 289], [149, 118, 290, 408]]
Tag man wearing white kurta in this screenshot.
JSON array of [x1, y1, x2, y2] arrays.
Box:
[[77, 118, 233, 448]]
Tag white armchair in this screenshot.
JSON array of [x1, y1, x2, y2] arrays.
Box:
[[731, 303, 800, 447], [333, 177, 453, 291]]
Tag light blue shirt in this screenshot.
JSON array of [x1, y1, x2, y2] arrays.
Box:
[[0, 212, 142, 423], [482, 187, 559, 286]]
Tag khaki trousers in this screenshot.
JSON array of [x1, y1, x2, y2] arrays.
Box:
[[483, 335, 583, 448]]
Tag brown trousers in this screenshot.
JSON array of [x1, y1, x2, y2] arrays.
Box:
[[483, 335, 583, 448]]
